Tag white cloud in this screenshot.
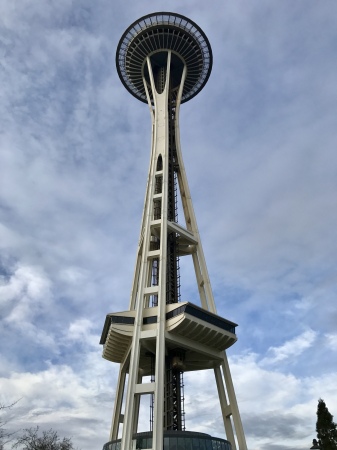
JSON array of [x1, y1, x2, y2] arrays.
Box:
[[64, 318, 99, 349], [325, 334, 337, 351], [181, 350, 337, 450], [260, 330, 317, 366], [1, 265, 51, 322], [1, 357, 115, 450]]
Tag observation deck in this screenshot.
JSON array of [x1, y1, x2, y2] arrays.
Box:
[[116, 12, 213, 103]]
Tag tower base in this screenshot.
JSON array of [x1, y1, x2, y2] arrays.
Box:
[[103, 431, 232, 450]]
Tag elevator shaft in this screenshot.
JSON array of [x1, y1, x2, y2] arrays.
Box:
[[153, 59, 184, 432]]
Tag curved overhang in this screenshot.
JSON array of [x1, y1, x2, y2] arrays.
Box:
[[101, 302, 237, 370]]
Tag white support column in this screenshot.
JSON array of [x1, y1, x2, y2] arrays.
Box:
[[110, 368, 126, 441], [120, 73, 160, 447], [174, 98, 216, 314], [222, 354, 248, 450], [214, 366, 236, 450], [148, 51, 171, 450]]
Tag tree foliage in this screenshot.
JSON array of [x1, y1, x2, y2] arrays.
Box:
[[13, 427, 75, 450], [316, 399, 337, 450]]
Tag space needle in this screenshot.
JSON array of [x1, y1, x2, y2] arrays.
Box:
[[100, 12, 248, 450]]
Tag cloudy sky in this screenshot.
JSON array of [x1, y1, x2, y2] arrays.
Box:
[[1, 1, 336, 449]]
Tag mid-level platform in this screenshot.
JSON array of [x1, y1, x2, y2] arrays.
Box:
[[100, 302, 237, 373]]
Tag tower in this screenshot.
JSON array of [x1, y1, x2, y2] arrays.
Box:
[[100, 12, 247, 450]]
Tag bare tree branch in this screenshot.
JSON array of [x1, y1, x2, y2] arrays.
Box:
[[13, 427, 76, 450], [0, 400, 21, 448]]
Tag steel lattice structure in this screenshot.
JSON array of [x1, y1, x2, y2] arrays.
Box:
[[100, 11, 248, 450]]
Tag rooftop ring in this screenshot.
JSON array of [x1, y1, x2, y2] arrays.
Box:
[[116, 12, 213, 104]]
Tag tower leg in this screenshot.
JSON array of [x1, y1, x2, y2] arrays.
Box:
[[110, 368, 126, 441], [214, 357, 248, 450], [214, 365, 237, 450]]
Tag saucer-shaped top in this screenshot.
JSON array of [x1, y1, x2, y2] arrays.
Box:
[[116, 12, 213, 104]]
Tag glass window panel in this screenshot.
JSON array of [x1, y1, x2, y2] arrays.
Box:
[[178, 437, 185, 450], [200, 438, 206, 450], [205, 439, 212, 450], [170, 437, 178, 450], [164, 437, 170, 450], [185, 437, 192, 450], [192, 438, 200, 450]]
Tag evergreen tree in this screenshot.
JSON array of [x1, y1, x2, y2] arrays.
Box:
[[316, 399, 337, 450]]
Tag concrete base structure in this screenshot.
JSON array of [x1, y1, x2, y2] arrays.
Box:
[[103, 431, 232, 450]]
